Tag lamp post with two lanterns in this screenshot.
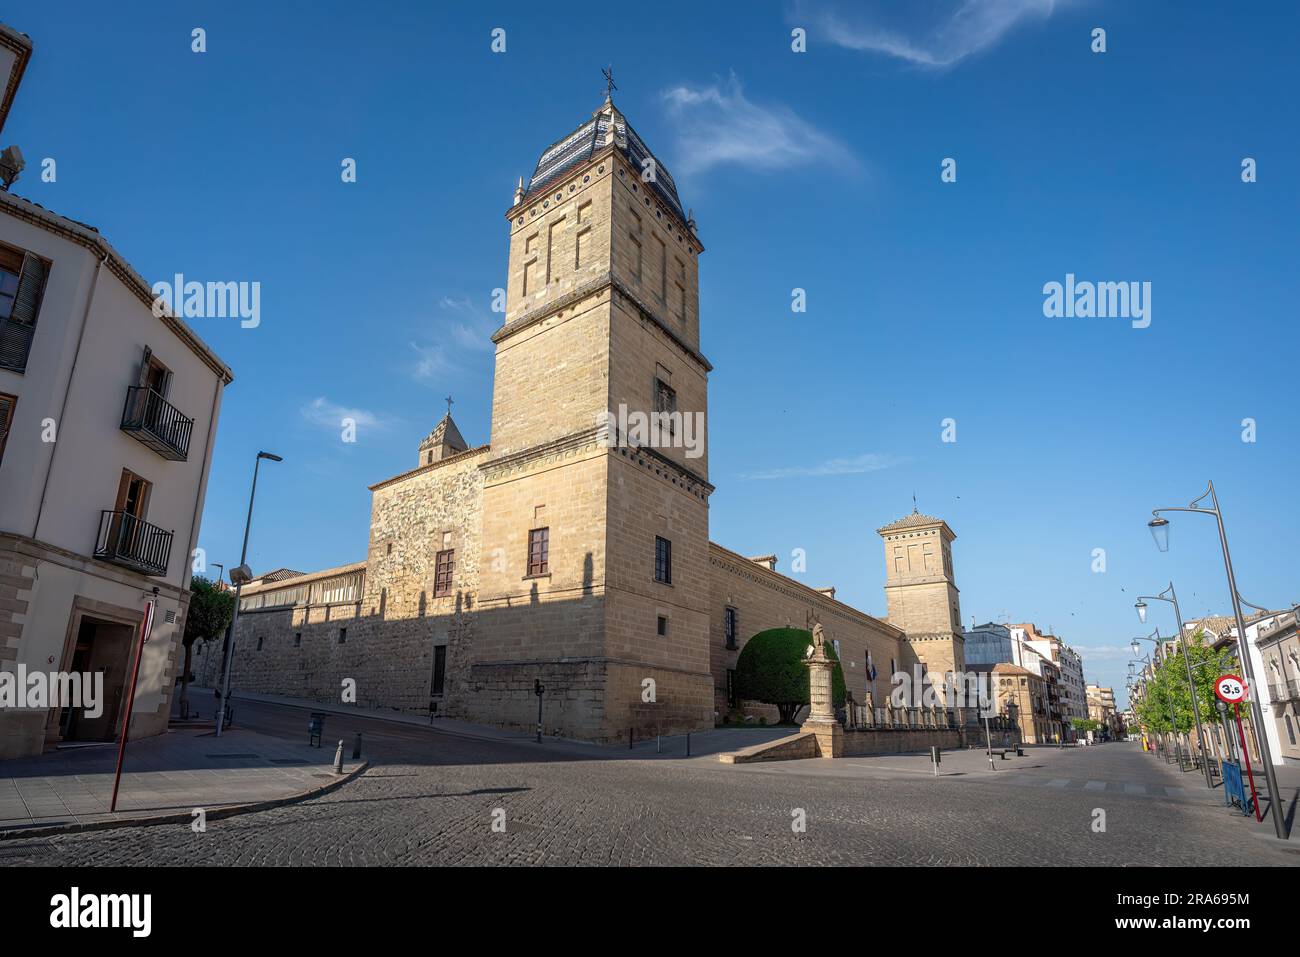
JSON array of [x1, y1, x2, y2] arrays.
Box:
[[1147, 480, 1287, 840]]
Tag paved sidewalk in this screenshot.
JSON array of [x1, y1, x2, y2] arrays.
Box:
[[0, 726, 363, 833]]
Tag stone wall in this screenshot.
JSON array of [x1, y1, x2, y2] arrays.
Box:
[[708, 543, 905, 722], [223, 448, 486, 717]]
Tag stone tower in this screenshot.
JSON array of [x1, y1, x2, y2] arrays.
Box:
[[876, 511, 966, 702], [417, 413, 468, 467], [468, 92, 714, 741]]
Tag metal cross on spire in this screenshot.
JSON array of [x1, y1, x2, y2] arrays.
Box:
[[912, 492, 918, 513], [444, 395, 454, 417], [602, 65, 617, 100]]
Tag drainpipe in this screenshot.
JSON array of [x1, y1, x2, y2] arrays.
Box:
[[183, 375, 223, 590], [33, 249, 109, 541]]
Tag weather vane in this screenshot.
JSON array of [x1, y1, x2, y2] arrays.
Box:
[[602, 65, 617, 100]]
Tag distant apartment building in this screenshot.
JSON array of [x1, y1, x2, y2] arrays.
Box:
[[990, 663, 1053, 744], [1086, 684, 1120, 739], [0, 23, 232, 758], [1011, 622, 1087, 731], [964, 621, 1014, 666]]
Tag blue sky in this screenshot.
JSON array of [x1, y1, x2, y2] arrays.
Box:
[[7, 1, 1298, 706]]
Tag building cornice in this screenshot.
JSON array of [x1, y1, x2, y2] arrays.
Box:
[[491, 271, 712, 374], [709, 540, 903, 639], [368, 444, 490, 492], [480, 427, 713, 501], [0, 191, 234, 384], [0, 23, 31, 138]]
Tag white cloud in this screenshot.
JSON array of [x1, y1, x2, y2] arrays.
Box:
[[804, 0, 1060, 69], [300, 396, 390, 432], [409, 296, 497, 383], [661, 73, 857, 176], [741, 452, 905, 481]]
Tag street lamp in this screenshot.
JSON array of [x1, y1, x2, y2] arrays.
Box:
[[1149, 480, 1288, 839], [1135, 583, 1213, 788], [216, 450, 283, 738], [1148, 517, 1170, 553]]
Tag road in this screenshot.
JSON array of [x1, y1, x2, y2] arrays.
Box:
[[1, 699, 1293, 866]]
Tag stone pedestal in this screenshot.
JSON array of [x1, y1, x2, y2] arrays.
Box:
[[801, 648, 842, 758]]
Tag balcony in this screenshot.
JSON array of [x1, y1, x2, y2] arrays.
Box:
[[94, 510, 173, 577], [120, 386, 194, 461], [0, 316, 35, 373]]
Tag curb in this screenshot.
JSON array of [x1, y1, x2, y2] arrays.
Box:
[[0, 759, 369, 841]]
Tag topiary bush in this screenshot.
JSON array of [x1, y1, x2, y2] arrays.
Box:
[[733, 627, 846, 724]]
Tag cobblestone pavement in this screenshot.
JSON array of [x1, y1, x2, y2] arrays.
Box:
[[1, 703, 1294, 866]]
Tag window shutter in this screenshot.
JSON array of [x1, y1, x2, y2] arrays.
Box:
[[11, 253, 48, 327], [136, 346, 153, 388], [0, 254, 48, 372]]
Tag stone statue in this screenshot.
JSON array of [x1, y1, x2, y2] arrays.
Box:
[[811, 622, 827, 657]]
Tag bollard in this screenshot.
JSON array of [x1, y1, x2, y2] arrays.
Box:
[[686, 732, 691, 757], [629, 727, 633, 749], [333, 740, 344, 774], [353, 732, 362, 760], [657, 734, 661, 754]]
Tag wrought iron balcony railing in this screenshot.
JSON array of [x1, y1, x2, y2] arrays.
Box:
[[120, 386, 194, 461], [94, 510, 173, 577], [0, 316, 35, 373]]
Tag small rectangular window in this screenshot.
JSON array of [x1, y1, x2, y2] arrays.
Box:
[[256, 636, 264, 651], [338, 628, 347, 644], [655, 536, 672, 585], [724, 606, 738, 649], [657, 615, 667, 637], [726, 669, 737, 708], [528, 527, 549, 576], [434, 548, 455, 597], [294, 632, 302, 648]]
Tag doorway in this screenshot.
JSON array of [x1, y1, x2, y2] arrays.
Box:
[[53, 613, 136, 743]]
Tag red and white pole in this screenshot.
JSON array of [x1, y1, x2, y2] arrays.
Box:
[[1234, 701, 1262, 823]]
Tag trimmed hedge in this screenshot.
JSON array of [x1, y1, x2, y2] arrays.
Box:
[[733, 627, 846, 724]]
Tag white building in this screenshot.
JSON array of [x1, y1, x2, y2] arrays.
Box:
[[1010, 623, 1088, 728], [0, 23, 232, 758]]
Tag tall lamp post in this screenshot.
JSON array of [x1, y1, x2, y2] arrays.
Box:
[[216, 450, 282, 738], [1148, 480, 1288, 840], [1136, 584, 1212, 787], [1132, 633, 1181, 766]]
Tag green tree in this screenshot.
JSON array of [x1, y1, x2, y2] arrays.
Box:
[[1071, 717, 1100, 734], [1133, 630, 1236, 743], [180, 576, 234, 717], [733, 627, 846, 724]]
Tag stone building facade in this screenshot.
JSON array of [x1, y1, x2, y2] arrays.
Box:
[[220, 94, 968, 743]]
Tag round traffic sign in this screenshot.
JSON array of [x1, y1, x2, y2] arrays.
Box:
[[1215, 674, 1247, 704]]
